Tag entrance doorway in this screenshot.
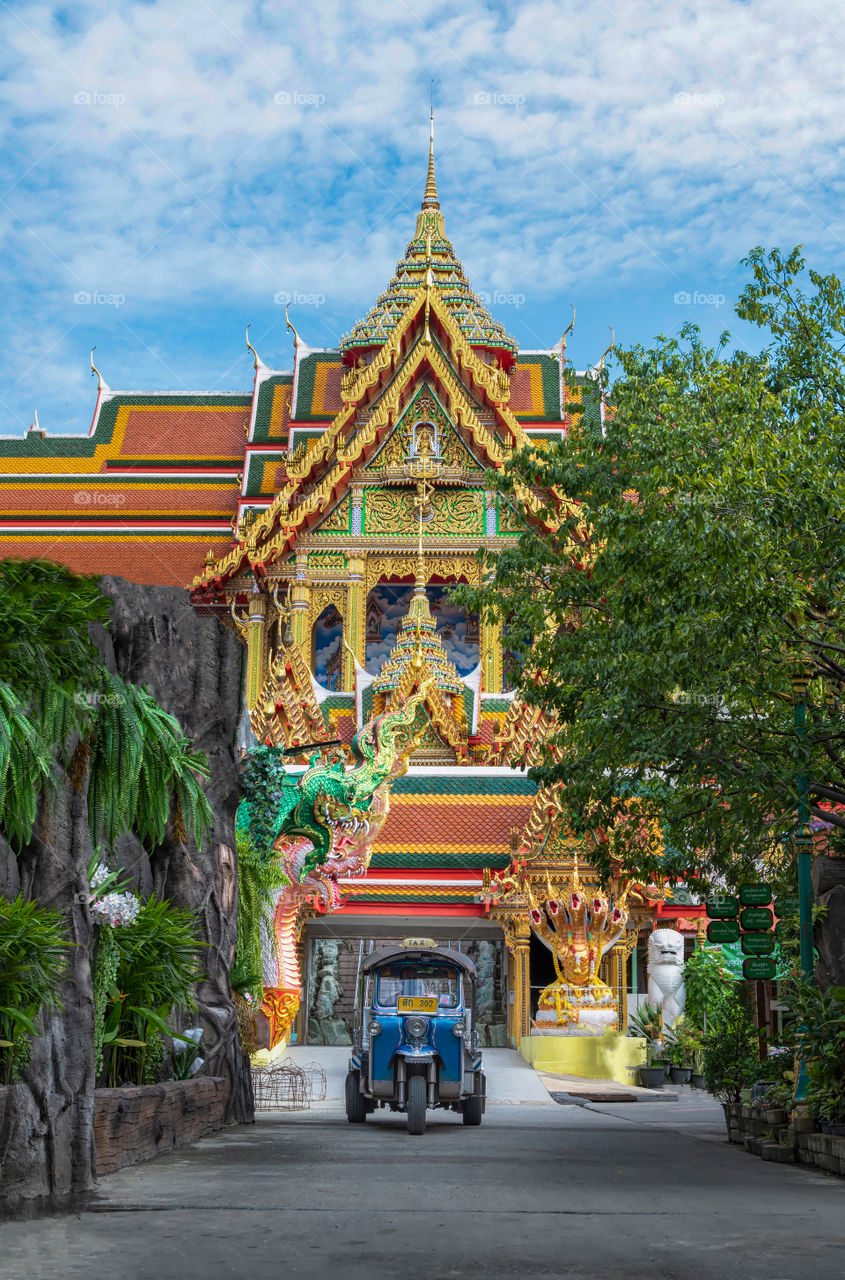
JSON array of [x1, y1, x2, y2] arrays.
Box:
[[301, 921, 509, 1047]]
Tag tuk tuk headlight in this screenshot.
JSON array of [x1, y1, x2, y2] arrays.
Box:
[[452, 1021, 466, 1038], [369, 1019, 382, 1037], [404, 1015, 428, 1039]]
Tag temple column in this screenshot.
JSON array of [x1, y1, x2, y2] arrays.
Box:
[[343, 554, 366, 690], [482, 615, 502, 695], [290, 552, 311, 664], [243, 586, 268, 712], [610, 944, 628, 1032], [507, 918, 531, 1047]]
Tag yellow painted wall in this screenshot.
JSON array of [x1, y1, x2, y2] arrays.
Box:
[[519, 1032, 646, 1085]]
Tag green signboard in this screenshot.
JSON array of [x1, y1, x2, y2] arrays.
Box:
[[741, 933, 775, 956], [707, 920, 740, 944], [743, 956, 776, 980], [775, 896, 799, 916], [740, 906, 774, 931], [740, 883, 772, 906], [706, 896, 739, 919]]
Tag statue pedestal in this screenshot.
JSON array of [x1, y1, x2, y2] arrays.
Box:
[[519, 1031, 646, 1085]]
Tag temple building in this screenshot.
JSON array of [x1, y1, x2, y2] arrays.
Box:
[[0, 122, 699, 1053]]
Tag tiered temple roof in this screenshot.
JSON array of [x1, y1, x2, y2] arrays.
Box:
[[340, 114, 518, 366]]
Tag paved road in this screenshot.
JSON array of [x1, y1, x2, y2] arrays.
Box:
[[1, 1088, 843, 1279]]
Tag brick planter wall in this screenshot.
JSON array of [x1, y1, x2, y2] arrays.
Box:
[[94, 1078, 226, 1176], [722, 1103, 845, 1175]]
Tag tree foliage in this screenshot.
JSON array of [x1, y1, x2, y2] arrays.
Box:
[[239, 745, 289, 855], [457, 248, 845, 891]]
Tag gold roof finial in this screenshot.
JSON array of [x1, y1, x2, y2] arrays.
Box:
[[598, 326, 615, 378], [285, 303, 301, 349], [560, 304, 576, 362], [245, 323, 261, 370], [422, 103, 439, 209], [89, 347, 106, 392]]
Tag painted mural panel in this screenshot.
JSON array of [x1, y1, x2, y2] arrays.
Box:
[[365, 582, 479, 676], [313, 604, 343, 689]]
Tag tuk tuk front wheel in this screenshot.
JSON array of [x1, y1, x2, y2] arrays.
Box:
[[345, 1071, 367, 1124], [406, 1073, 427, 1135]]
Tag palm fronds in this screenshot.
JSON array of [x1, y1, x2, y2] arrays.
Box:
[[0, 894, 73, 1082], [0, 560, 214, 855]]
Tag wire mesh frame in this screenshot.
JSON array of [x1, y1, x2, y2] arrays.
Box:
[[298, 1059, 327, 1101], [252, 1059, 310, 1111]]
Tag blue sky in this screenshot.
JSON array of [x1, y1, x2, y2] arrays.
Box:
[[1, 0, 843, 434]]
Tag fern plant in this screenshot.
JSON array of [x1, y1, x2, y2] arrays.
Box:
[[86, 675, 213, 852], [0, 559, 213, 854], [0, 895, 73, 1084]]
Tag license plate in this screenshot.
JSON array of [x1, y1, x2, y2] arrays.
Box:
[[397, 996, 438, 1014]]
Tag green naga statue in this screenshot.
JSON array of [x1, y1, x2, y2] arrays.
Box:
[[255, 684, 429, 1049]]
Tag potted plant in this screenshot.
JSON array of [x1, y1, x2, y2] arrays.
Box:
[[629, 1001, 665, 1089], [665, 1018, 697, 1084], [700, 990, 757, 1137]]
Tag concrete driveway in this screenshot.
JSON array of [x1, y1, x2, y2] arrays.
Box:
[[1, 1071, 842, 1279]]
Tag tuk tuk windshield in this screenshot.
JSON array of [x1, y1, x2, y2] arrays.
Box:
[[376, 963, 461, 1009]]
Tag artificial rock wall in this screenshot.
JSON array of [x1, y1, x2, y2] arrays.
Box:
[[0, 578, 251, 1208]]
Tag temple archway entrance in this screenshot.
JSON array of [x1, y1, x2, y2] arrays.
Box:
[[299, 918, 509, 1048]]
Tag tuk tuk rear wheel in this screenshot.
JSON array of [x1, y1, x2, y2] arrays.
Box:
[[406, 1073, 427, 1135], [345, 1071, 367, 1124], [462, 1093, 483, 1126]]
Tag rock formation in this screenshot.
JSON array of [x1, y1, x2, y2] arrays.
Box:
[[0, 578, 250, 1208]]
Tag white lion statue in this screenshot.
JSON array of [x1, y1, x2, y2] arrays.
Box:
[[647, 928, 686, 1028]]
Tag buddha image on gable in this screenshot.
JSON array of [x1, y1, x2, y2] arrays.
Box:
[[413, 421, 437, 457]]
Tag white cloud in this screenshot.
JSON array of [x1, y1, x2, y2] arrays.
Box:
[[0, 0, 843, 430]]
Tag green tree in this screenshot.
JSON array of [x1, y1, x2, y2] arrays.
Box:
[[457, 248, 845, 891]]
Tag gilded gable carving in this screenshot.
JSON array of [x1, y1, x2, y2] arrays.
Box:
[[364, 487, 483, 537]]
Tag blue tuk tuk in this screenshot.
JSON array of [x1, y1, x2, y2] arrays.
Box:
[[345, 944, 486, 1134]]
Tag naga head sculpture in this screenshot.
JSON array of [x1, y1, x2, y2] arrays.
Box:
[[525, 869, 630, 988]]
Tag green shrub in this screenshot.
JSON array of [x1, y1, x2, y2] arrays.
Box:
[[96, 898, 204, 1087], [0, 895, 73, 1084], [788, 978, 845, 1123], [701, 989, 757, 1102]]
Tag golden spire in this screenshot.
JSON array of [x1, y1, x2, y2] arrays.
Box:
[[422, 107, 439, 209], [245, 323, 261, 370]]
